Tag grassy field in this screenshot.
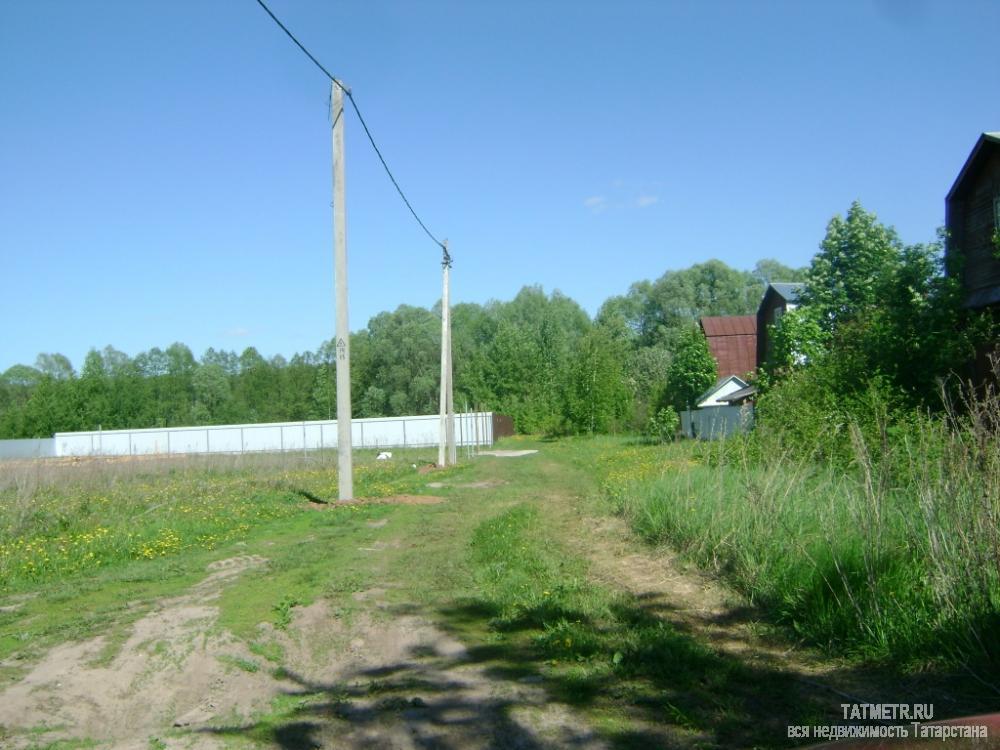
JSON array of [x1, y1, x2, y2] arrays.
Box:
[[0, 451, 432, 592], [0, 450, 446, 674], [0, 436, 996, 749]]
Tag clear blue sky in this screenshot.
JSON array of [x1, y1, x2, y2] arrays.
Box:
[[2, 0, 998, 373]]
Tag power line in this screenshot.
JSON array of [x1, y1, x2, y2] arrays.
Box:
[[344, 92, 447, 253], [253, 0, 447, 253], [253, 0, 335, 81]]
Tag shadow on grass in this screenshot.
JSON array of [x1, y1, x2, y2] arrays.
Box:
[[195, 486, 999, 750], [196, 588, 1000, 750], [198, 658, 574, 750], [432, 594, 1000, 748], [287, 486, 329, 504], [193, 597, 814, 749], [435, 597, 818, 749]]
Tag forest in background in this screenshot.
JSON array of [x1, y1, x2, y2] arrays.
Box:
[[2, 200, 993, 442], [0, 257, 802, 439]]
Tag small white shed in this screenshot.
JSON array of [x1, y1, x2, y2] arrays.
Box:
[[695, 376, 750, 408]]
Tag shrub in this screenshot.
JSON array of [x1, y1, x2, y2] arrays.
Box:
[[644, 407, 679, 444]]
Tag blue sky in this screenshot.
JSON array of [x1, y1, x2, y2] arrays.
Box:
[[2, 0, 998, 373]]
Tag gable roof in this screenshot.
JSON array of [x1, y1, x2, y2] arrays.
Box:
[[699, 315, 757, 378], [946, 132, 1000, 202], [718, 384, 757, 404], [696, 375, 749, 406], [700, 315, 756, 337], [768, 282, 803, 303]]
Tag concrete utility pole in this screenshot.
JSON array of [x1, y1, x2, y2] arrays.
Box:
[[438, 242, 456, 466], [446, 272, 457, 466], [332, 80, 353, 500]]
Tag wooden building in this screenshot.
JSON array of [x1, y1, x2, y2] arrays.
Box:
[[946, 132, 1000, 380], [946, 132, 1000, 311], [756, 282, 804, 368], [699, 315, 757, 379]]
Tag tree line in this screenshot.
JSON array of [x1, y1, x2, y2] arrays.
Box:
[[0, 258, 801, 439], [5, 201, 990, 443]]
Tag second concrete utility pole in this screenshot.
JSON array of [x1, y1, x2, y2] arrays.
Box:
[[438, 242, 456, 466]]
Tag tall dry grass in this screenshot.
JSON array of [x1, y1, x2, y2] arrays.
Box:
[[604, 374, 1000, 674]]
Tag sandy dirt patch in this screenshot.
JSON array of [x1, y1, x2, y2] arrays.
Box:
[[369, 494, 445, 505], [0, 555, 606, 750], [479, 449, 539, 457], [0, 555, 277, 749], [226, 590, 608, 750]]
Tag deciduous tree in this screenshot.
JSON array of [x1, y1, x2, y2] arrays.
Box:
[[663, 325, 717, 411]]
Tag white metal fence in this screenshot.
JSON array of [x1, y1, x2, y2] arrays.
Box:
[[45, 412, 495, 458], [0, 438, 56, 460]]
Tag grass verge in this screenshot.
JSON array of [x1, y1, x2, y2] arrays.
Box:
[[597, 410, 1000, 676]]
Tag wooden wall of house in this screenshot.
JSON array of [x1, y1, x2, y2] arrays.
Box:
[[951, 150, 1000, 296], [756, 292, 784, 368]]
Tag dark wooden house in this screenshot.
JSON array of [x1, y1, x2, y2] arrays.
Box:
[[756, 282, 804, 368], [946, 132, 1000, 380], [946, 132, 1000, 310]]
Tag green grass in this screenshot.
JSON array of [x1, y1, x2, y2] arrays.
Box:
[[0, 723, 100, 750], [205, 692, 345, 748], [25, 741, 99, 750], [453, 483, 813, 749], [0, 449, 435, 593], [183, 440, 816, 749], [217, 654, 261, 673], [469, 503, 719, 682], [247, 639, 283, 665], [214, 504, 394, 641], [596, 424, 1000, 672]]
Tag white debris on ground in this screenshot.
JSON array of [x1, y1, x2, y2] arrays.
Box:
[[478, 450, 539, 458], [376, 451, 393, 460]]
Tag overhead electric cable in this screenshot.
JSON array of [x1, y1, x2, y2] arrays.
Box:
[[253, 0, 447, 253]]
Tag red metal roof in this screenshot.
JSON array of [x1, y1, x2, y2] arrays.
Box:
[[700, 316, 757, 378], [700, 315, 757, 337]]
